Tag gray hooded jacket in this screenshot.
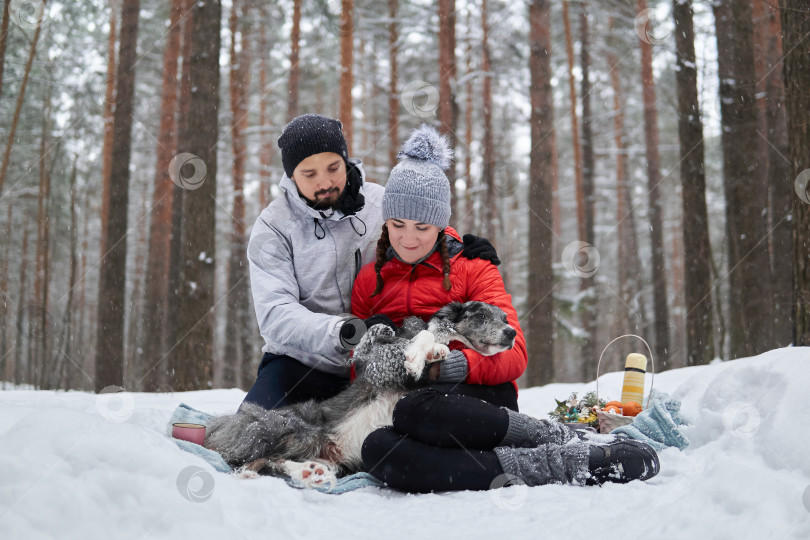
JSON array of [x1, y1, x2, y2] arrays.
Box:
[[247, 160, 384, 376]]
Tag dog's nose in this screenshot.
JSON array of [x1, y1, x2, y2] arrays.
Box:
[[504, 327, 517, 341]]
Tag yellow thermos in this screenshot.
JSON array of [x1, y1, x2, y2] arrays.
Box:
[[620, 353, 647, 406]]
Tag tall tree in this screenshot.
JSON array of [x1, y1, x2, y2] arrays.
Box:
[[563, 0, 596, 379], [438, 0, 457, 219], [138, 0, 182, 391], [755, 1, 792, 347], [340, 0, 354, 152], [257, 4, 273, 208], [100, 1, 118, 256], [0, 0, 47, 196], [779, 0, 810, 345], [95, 0, 140, 392], [636, 0, 670, 366], [0, 204, 12, 380], [224, 0, 254, 389], [164, 0, 194, 392], [287, 0, 301, 121], [480, 0, 497, 244], [14, 216, 31, 385], [0, 0, 11, 103], [171, 0, 222, 391], [388, 0, 399, 169], [673, 0, 714, 365], [34, 85, 53, 388], [714, 0, 772, 358], [525, 0, 555, 386], [607, 19, 646, 360]]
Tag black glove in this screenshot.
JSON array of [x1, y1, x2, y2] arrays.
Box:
[[339, 318, 367, 350], [339, 314, 397, 350], [363, 314, 397, 331], [461, 234, 501, 266]]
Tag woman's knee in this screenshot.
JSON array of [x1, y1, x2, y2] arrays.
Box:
[[361, 426, 400, 469], [391, 386, 445, 429]]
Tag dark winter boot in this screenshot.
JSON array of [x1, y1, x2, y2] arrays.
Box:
[[494, 440, 590, 486], [586, 438, 660, 485], [500, 409, 576, 448]]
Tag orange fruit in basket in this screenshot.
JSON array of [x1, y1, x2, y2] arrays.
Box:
[[622, 401, 642, 417], [604, 401, 624, 409]]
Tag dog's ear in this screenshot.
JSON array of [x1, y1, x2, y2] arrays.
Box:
[[433, 302, 465, 323]]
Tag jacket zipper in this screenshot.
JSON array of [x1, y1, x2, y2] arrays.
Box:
[[406, 265, 418, 313]]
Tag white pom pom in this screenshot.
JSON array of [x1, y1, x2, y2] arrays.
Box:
[[396, 125, 453, 171]]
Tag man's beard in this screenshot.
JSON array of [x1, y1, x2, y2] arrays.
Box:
[[304, 187, 343, 211]]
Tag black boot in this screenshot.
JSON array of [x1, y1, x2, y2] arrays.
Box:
[[587, 439, 660, 485]]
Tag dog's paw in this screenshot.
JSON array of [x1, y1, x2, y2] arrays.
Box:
[[427, 344, 449, 363], [233, 467, 261, 479], [283, 460, 337, 490], [404, 330, 434, 377]]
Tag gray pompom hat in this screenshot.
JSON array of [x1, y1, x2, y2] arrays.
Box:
[[383, 125, 453, 229]]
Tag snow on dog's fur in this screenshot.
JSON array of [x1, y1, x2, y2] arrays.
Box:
[[204, 301, 516, 489]]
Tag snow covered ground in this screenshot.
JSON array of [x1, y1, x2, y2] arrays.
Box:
[[1, 347, 809, 540]]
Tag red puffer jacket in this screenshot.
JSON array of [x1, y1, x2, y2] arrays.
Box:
[[351, 227, 527, 390]]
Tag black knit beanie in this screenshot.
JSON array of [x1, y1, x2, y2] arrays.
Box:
[[277, 114, 349, 178]]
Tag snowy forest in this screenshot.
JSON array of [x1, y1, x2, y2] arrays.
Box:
[[0, 0, 808, 394]]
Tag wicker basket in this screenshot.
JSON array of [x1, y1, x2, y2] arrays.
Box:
[[594, 334, 656, 434], [596, 410, 634, 434]]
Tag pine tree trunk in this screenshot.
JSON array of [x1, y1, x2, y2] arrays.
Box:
[[480, 0, 496, 244], [0, 203, 12, 383], [340, 0, 354, 152], [636, 0, 670, 367], [438, 0, 457, 221], [714, 0, 772, 357], [779, 0, 810, 345], [100, 3, 118, 257], [607, 18, 646, 354], [463, 4, 474, 234], [576, 2, 598, 377], [34, 86, 52, 389], [673, 0, 714, 366], [0, 0, 46, 196], [0, 0, 11, 103], [525, 0, 555, 387], [758, 2, 793, 347], [258, 6, 273, 208], [388, 0, 399, 169], [138, 0, 182, 392], [172, 0, 221, 391], [224, 0, 253, 389], [287, 0, 301, 122], [54, 158, 80, 390], [14, 218, 30, 386], [95, 0, 140, 392], [164, 0, 194, 392], [562, 2, 595, 377]]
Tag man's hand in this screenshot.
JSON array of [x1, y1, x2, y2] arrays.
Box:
[[461, 234, 501, 265]]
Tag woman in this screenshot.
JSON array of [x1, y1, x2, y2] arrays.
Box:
[[351, 125, 659, 492]]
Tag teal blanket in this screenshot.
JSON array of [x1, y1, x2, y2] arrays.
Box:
[[610, 392, 690, 451], [167, 403, 386, 494]]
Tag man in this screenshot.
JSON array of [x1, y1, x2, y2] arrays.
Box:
[[244, 114, 498, 409]]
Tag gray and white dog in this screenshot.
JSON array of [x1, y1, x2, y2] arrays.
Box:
[[204, 301, 517, 488]]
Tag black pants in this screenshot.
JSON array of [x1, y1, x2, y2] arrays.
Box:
[[241, 353, 350, 410], [361, 382, 518, 493]]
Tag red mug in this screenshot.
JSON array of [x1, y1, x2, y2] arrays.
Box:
[[172, 423, 206, 446]]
